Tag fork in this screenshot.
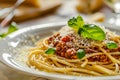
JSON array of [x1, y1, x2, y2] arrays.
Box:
[[0, 0, 24, 28]]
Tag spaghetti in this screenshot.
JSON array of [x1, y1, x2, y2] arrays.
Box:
[[27, 26, 120, 76]]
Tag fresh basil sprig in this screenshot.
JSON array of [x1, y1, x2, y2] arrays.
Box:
[[68, 16, 84, 31], [76, 49, 86, 59], [79, 24, 106, 41], [68, 16, 106, 41], [106, 41, 118, 49], [0, 22, 18, 38], [45, 48, 56, 54]]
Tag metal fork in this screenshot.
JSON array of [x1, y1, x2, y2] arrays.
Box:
[[0, 0, 24, 28]]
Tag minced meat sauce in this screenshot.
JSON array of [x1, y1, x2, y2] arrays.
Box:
[[47, 27, 120, 63]]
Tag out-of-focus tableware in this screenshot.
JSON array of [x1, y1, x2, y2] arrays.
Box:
[[105, 0, 120, 27]]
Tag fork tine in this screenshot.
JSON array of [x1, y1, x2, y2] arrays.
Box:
[[1, 11, 15, 27]]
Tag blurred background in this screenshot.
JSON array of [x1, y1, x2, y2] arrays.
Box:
[[0, 0, 120, 80]]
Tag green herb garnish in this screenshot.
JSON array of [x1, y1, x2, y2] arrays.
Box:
[[0, 22, 18, 38], [45, 48, 56, 54], [79, 24, 106, 41], [106, 41, 118, 49], [68, 16, 106, 41], [68, 16, 84, 31], [76, 49, 86, 59]]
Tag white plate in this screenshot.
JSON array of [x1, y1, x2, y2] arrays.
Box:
[[0, 22, 120, 80]]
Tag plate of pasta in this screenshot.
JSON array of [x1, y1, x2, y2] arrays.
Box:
[[0, 16, 120, 80]]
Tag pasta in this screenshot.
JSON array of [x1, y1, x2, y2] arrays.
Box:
[[27, 26, 120, 76]]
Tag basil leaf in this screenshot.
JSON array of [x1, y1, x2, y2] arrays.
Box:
[[45, 48, 56, 54], [76, 49, 86, 59], [106, 41, 118, 49], [79, 24, 106, 41], [68, 16, 106, 41], [8, 22, 18, 34], [0, 33, 7, 38], [68, 15, 84, 30], [0, 22, 18, 38]]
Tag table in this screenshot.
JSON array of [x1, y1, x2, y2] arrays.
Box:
[[0, 0, 113, 80]]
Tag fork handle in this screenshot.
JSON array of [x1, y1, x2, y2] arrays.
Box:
[[0, 0, 25, 27]]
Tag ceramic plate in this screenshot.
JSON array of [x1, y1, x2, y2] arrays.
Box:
[[0, 22, 120, 80]]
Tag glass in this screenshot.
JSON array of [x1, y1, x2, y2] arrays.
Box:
[[108, 0, 120, 27]]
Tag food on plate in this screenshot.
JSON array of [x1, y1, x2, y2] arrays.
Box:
[[0, 22, 18, 38], [0, 0, 41, 7], [76, 0, 104, 13], [89, 12, 105, 22], [24, 0, 41, 7], [25, 16, 120, 76]]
